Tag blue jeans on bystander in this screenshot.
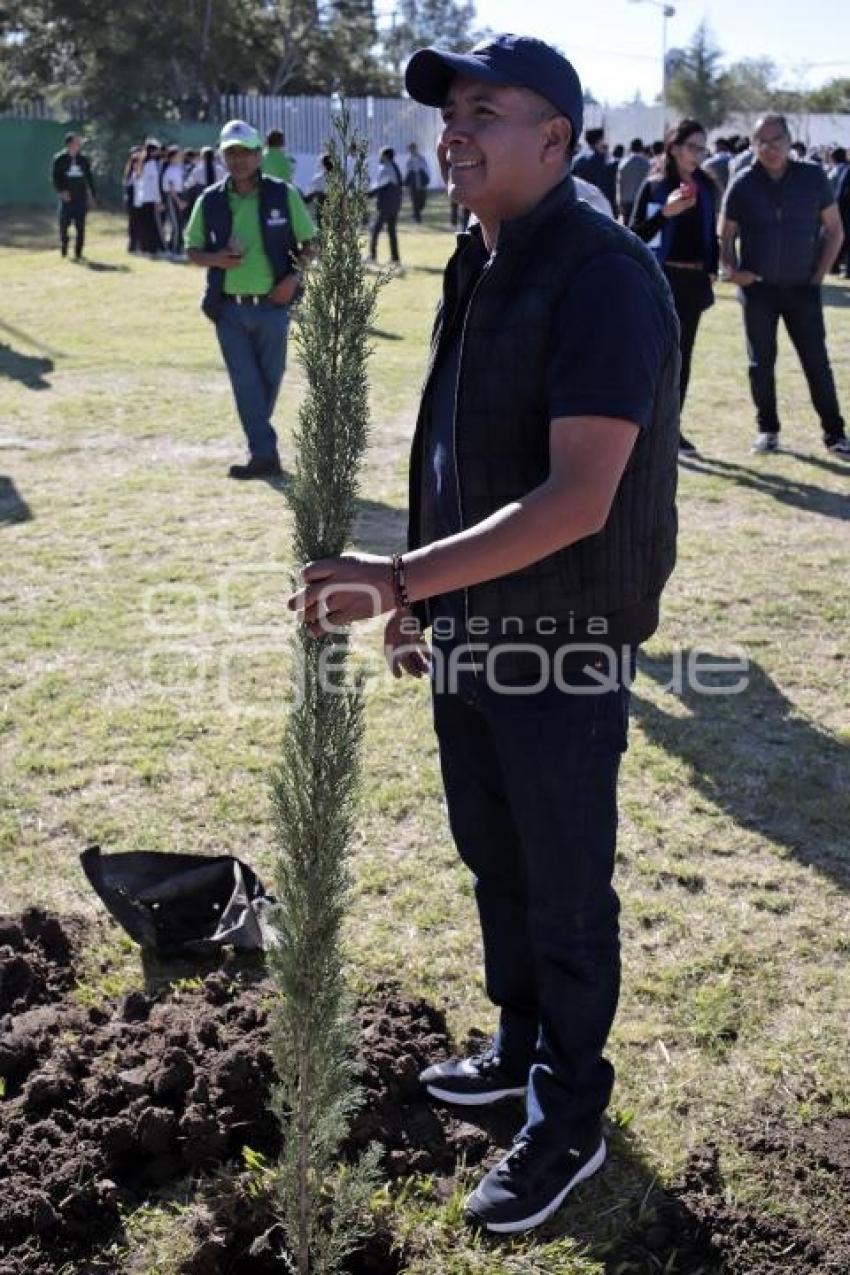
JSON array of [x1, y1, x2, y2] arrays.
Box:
[[215, 300, 291, 460]]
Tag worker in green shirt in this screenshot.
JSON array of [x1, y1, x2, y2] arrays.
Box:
[[186, 119, 316, 480], [261, 128, 296, 184]]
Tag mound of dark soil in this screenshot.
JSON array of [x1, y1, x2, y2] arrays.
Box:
[[0, 907, 83, 1016], [0, 912, 514, 1275], [0, 910, 846, 1275], [677, 1122, 850, 1275]]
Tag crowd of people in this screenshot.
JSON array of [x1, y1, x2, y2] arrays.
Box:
[[111, 130, 433, 265], [564, 119, 850, 457], [51, 111, 850, 462]]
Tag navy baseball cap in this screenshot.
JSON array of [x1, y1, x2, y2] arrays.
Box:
[[405, 33, 584, 141]]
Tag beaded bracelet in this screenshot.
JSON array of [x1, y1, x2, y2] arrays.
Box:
[[391, 553, 410, 610]]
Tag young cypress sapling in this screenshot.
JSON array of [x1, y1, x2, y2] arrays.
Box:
[[267, 111, 382, 1275]]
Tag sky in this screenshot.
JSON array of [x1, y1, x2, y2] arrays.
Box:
[[462, 0, 850, 105]]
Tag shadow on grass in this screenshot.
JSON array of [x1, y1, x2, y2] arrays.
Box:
[[679, 452, 849, 521], [80, 259, 130, 273], [427, 1101, 720, 1272], [632, 652, 850, 889], [0, 318, 63, 359], [780, 447, 850, 476], [0, 475, 32, 525], [247, 471, 407, 552], [367, 326, 404, 341], [0, 205, 59, 250], [354, 495, 408, 554], [0, 342, 53, 389]]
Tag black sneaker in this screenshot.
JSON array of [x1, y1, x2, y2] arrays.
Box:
[[419, 1047, 527, 1106], [826, 436, 850, 459], [228, 455, 283, 480], [465, 1133, 606, 1234]]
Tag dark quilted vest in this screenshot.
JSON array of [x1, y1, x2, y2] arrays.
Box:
[[407, 176, 680, 644], [199, 175, 298, 320]]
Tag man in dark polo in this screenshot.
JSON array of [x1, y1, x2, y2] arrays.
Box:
[[288, 34, 679, 1233], [51, 133, 96, 260], [720, 112, 849, 457]]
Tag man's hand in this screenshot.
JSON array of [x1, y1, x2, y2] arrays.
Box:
[[60, 191, 71, 203], [288, 552, 395, 638], [726, 269, 762, 287], [268, 273, 301, 306], [212, 249, 245, 269], [384, 609, 430, 679]]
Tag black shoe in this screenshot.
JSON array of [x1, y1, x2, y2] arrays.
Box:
[[465, 1133, 606, 1234], [678, 433, 698, 454], [751, 431, 779, 454], [228, 455, 282, 480], [419, 1047, 527, 1106]]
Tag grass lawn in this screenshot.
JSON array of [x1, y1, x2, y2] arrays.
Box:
[[1, 201, 848, 1273]]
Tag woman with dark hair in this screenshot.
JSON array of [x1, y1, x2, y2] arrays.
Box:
[[631, 118, 718, 453]]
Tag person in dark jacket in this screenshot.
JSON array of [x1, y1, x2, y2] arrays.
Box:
[[631, 118, 718, 454], [367, 146, 403, 264], [51, 132, 96, 259], [288, 33, 679, 1236], [572, 127, 618, 210]]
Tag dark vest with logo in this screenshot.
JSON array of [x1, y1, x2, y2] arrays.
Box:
[[198, 175, 298, 320], [407, 176, 680, 647]]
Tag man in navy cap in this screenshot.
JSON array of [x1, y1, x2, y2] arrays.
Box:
[[288, 33, 680, 1232]]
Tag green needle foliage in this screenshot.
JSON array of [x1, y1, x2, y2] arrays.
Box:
[[268, 110, 382, 1275]]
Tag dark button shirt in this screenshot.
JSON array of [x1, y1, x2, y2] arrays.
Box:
[[723, 160, 835, 285]]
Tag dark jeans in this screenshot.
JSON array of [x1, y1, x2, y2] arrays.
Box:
[[369, 210, 399, 262], [741, 281, 846, 443], [432, 655, 629, 1143], [409, 185, 428, 222], [58, 198, 87, 257], [665, 266, 713, 409], [138, 202, 164, 255], [215, 300, 290, 459]]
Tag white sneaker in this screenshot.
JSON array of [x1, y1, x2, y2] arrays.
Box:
[[751, 432, 779, 454]]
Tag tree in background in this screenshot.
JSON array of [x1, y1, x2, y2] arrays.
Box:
[[261, 0, 394, 96], [382, 0, 486, 73], [268, 112, 381, 1275], [0, 0, 396, 120], [666, 22, 730, 129]]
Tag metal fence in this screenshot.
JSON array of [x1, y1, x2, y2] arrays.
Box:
[[3, 92, 848, 156], [217, 93, 443, 163]]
